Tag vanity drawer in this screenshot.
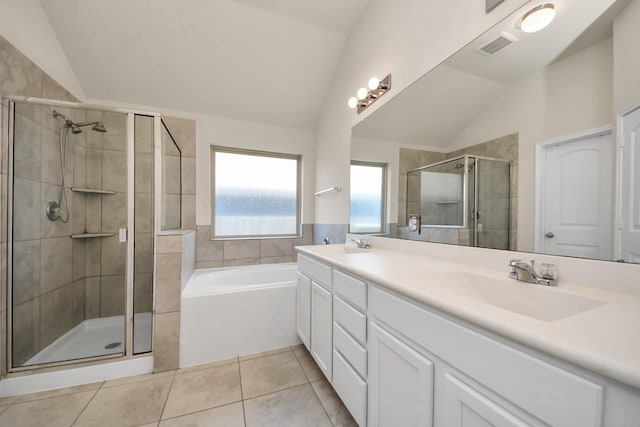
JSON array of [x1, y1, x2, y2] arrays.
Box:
[[333, 322, 367, 378], [332, 349, 367, 427], [334, 295, 366, 344], [333, 269, 366, 310], [298, 254, 332, 288]]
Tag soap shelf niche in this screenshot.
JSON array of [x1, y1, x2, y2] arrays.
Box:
[[71, 187, 116, 195], [71, 233, 115, 239]]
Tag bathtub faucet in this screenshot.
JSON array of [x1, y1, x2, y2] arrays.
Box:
[[351, 237, 371, 249]]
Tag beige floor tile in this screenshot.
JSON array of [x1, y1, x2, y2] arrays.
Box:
[[244, 384, 332, 427], [293, 346, 324, 382], [74, 376, 172, 427], [239, 350, 308, 399], [238, 346, 291, 361], [0, 405, 9, 415], [102, 370, 175, 388], [0, 396, 17, 406], [135, 424, 159, 427], [0, 390, 95, 427], [176, 357, 238, 375], [159, 402, 244, 427], [15, 381, 103, 403], [162, 363, 242, 420], [311, 379, 358, 427]]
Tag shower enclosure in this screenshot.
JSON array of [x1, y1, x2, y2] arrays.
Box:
[[407, 155, 511, 249], [4, 98, 180, 370]]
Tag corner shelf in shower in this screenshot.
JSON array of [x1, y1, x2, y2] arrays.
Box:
[[70, 233, 116, 239], [71, 187, 116, 195]]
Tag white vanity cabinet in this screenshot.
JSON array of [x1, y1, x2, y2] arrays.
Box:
[[368, 321, 434, 427], [332, 269, 368, 427], [369, 285, 604, 427], [298, 254, 333, 380], [296, 273, 311, 348], [297, 249, 640, 427]]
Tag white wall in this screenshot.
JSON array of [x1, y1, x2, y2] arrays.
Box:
[[195, 115, 315, 225], [613, 0, 640, 113], [0, 0, 85, 99], [449, 37, 614, 251], [313, 0, 531, 224]]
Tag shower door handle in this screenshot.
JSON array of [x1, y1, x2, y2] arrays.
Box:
[[545, 232, 554, 238], [119, 228, 128, 243]]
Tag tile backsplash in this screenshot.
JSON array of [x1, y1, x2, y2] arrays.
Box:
[[195, 224, 313, 268]]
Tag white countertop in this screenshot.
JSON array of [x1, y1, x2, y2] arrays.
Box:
[[296, 242, 640, 390]]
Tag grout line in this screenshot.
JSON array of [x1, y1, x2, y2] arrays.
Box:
[[158, 370, 177, 423], [156, 400, 244, 423], [290, 345, 312, 383], [238, 362, 248, 427], [70, 383, 103, 426], [309, 380, 336, 427]]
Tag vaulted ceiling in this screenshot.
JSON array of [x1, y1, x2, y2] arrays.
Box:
[[40, 0, 369, 129]]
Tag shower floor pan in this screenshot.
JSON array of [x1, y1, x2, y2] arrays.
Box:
[[24, 312, 152, 366]]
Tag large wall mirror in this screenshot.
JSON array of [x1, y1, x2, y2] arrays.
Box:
[[351, 0, 640, 264]]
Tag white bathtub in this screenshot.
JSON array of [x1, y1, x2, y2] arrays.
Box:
[[179, 263, 300, 368]]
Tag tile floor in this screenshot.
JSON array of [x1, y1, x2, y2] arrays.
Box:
[[0, 345, 357, 427]]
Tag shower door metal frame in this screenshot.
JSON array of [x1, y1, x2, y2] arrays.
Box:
[[406, 154, 511, 237], [3, 97, 160, 373]]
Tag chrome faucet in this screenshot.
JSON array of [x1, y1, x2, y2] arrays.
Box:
[[508, 259, 557, 286], [351, 237, 371, 249]]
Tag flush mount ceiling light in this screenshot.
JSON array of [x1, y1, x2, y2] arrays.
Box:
[[348, 74, 392, 114], [520, 3, 556, 33]]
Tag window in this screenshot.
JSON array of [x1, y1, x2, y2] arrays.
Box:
[[211, 147, 301, 238], [350, 161, 387, 234]]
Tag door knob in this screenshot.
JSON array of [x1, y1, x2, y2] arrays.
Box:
[[545, 232, 554, 238]]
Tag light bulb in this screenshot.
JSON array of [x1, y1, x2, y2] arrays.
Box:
[[520, 4, 555, 33], [348, 97, 358, 109], [368, 77, 380, 90], [357, 87, 368, 100]]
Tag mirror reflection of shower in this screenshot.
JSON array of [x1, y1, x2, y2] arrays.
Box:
[[46, 110, 107, 222]]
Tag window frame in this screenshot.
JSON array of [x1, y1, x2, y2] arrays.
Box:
[[210, 146, 302, 240], [349, 160, 388, 235]]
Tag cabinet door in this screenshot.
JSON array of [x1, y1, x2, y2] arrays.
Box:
[[296, 273, 311, 349], [368, 322, 434, 427], [311, 281, 332, 380], [441, 372, 543, 427]]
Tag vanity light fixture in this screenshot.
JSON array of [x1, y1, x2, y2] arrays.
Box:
[[519, 3, 556, 33], [348, 74, 392, 114]]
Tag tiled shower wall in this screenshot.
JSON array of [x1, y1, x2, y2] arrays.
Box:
[[397, 133, 519, 250], [0, 35, 80, 370]]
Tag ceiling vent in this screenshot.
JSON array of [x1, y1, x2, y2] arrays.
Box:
[[477, 32, 517, 55]]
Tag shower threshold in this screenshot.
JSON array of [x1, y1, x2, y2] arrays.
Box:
[[23, 312, 152, 367]]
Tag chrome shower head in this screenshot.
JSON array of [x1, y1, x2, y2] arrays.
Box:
[[92, 122, 107, 133], [74, 121, 108, 133], [70, 124, 82, 134]]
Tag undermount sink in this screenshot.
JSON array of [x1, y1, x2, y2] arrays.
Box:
[[429, 272, 605, 322]]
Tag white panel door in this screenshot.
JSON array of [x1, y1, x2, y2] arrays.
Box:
[[617, 104, 640, 263], [441, 372, 542, 427], [310, 281, 332, 380], [368, 322, 434, 427], [296, 272, 311, 349], [541, 132, 613, 260]]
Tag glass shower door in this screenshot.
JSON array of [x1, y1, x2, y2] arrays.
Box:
[[10, 101, 129, 367]]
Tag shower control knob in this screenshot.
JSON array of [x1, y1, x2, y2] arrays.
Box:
[[545, 232, 554, 238]]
